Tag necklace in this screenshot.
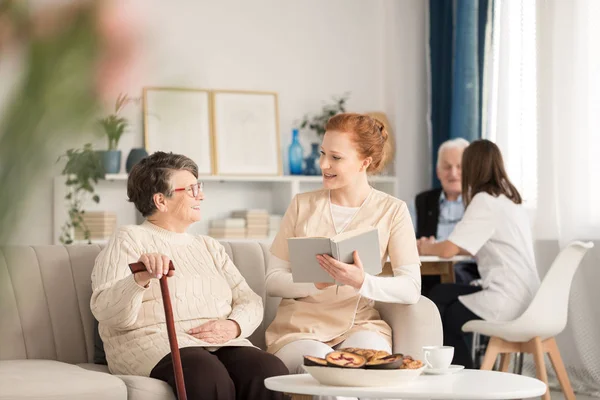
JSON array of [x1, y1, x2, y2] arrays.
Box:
[[328, 187, 374, 234]]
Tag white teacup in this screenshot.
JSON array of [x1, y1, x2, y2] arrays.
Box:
[[422, 346, 454, 369]]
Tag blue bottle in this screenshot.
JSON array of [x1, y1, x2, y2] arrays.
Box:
[[288, 129, 304, 175], [304, 142, 321, 176]]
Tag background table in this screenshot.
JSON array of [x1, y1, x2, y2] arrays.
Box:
[[383, 255, 473, 283]]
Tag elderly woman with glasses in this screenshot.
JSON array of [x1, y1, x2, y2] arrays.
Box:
[[90, 151, 288, 400]]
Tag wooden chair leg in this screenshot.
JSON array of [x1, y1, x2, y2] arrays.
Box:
[[545, 337, 576, 400], [532, 337, 550, 400], [289, 394, 312, 400], [499, 353, 511, 372], [480, 336, 502, 370]]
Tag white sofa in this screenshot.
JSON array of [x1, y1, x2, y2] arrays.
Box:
[[0, 243, 442, 400]]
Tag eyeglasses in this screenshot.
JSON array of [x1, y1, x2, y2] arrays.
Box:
[[173, 181, 204, 198]]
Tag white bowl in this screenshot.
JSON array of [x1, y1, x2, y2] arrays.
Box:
[[303, 365, 425, 387]]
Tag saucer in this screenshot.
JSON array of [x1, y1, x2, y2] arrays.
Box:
[[422, 365, 465, 375]]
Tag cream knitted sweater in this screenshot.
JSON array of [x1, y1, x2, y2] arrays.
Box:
[[90, 221, 263, 376]]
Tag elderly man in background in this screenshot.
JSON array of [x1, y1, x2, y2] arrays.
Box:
[[410, 138, 480, 296]]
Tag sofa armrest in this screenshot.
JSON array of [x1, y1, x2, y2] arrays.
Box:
[[375, 296, 443, 360]]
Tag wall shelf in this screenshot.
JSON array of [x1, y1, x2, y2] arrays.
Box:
[[105, 173, 397, 183], [54, 174, 397, 245]]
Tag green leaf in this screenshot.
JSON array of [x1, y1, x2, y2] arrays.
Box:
[[299, 93, 351, 138]]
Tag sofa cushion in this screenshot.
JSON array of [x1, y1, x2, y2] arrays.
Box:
[[115, 375, 176, 400], [78, 363, 176, 400], [0, 359, 126, 400], [77, 362, 111, 373]]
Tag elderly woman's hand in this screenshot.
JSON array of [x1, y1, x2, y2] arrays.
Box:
[[187, 320, 241, 344], [133, 253, 173, 287]]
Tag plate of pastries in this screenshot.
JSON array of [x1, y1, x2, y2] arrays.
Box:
[[302, 347, 425, 387]]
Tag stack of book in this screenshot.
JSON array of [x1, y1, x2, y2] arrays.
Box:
[[74, 211, 117, 241], [208, 218, 246, 239], [232, 209, 270, 238]]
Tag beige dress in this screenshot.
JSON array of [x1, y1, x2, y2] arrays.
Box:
[[265, 188, 421, 354]]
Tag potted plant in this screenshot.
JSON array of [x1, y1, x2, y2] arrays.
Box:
[[97, 93, 130, 174], [300, 92, 349, 138], [58, 144, 105, 244], [299, 93, 349, 175]]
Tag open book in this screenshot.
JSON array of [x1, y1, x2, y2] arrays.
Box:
[[288, 227, 381, 283]]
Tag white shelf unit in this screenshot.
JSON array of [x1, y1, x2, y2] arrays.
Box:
[[53, 175, 397, 245]]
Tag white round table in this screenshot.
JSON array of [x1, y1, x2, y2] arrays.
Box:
[[264, 370, 547, 399]]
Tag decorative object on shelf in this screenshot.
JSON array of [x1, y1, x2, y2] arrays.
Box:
[[57, 144, 105, 244], [300, 92, 350, 138], [212, 90, 281, 176], [304, 143, 322, 176], [97, 93, 132, 174], [125, 147, 149, 173], [365, 111, 396, 176], [143, 87, 214, 175], [288, 128, 304, 175], [208, 218, 246, 239], [231, 209, 270, 238], [74, 211, 117, 241]]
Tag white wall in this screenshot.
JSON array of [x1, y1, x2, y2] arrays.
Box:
[[383, 0, 429, 200], [6, 0, 429, 245]]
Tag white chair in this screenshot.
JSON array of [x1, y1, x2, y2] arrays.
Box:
[[462, 241, 594, 400]]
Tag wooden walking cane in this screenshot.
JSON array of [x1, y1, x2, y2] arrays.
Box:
[[129, 261, 187, 400]]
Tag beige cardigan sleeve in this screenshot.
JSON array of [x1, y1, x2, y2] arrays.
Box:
[[208, 238, 263, 339], [90, 228, 147, 330]]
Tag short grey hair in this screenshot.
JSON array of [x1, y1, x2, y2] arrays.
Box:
[[127, 151, 199, 217], [437, 138, 470, 167]]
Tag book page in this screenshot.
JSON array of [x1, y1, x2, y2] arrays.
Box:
[[331, 226, 378, 242], [331, 228, 381, 276]]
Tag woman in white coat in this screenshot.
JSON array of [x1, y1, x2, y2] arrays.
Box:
[[418, 139, 540, 368]]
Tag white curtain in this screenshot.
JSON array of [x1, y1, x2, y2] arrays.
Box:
[[488, 0, 600, 396], [535, 0, 600, 395]]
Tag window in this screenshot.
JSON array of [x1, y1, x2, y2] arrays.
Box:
[[484, 0, 538, 207]]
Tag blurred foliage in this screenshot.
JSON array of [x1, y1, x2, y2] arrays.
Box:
[[57, 144, 104, 244], [300, 92, 350, 138], [0, 0, 102, 244]]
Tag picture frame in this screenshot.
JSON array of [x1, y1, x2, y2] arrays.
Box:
[[211, 90, 282, 175], [143, 87, 214, 175]]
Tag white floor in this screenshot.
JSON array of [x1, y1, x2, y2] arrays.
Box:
[[551, 390, 598, 400]]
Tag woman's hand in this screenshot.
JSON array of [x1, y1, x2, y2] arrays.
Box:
[[416, 236, 436, 255], [316, 251, 365, 290], [133, 253, 173, 287], [187, 320, 240, 344]]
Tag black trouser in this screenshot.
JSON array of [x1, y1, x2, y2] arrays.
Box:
[[453, 261, 480, 285], [427, 284, 483, 369], [150, 346, 289, 400]]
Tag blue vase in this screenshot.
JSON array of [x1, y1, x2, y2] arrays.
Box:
[[288, 129, 304, 175], [98, 150, 121, 174], [126, 148, 149, 173], [303, 142, 321, 176]]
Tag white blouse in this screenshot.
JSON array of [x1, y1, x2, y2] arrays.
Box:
[[448, 192, 541, 321]]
